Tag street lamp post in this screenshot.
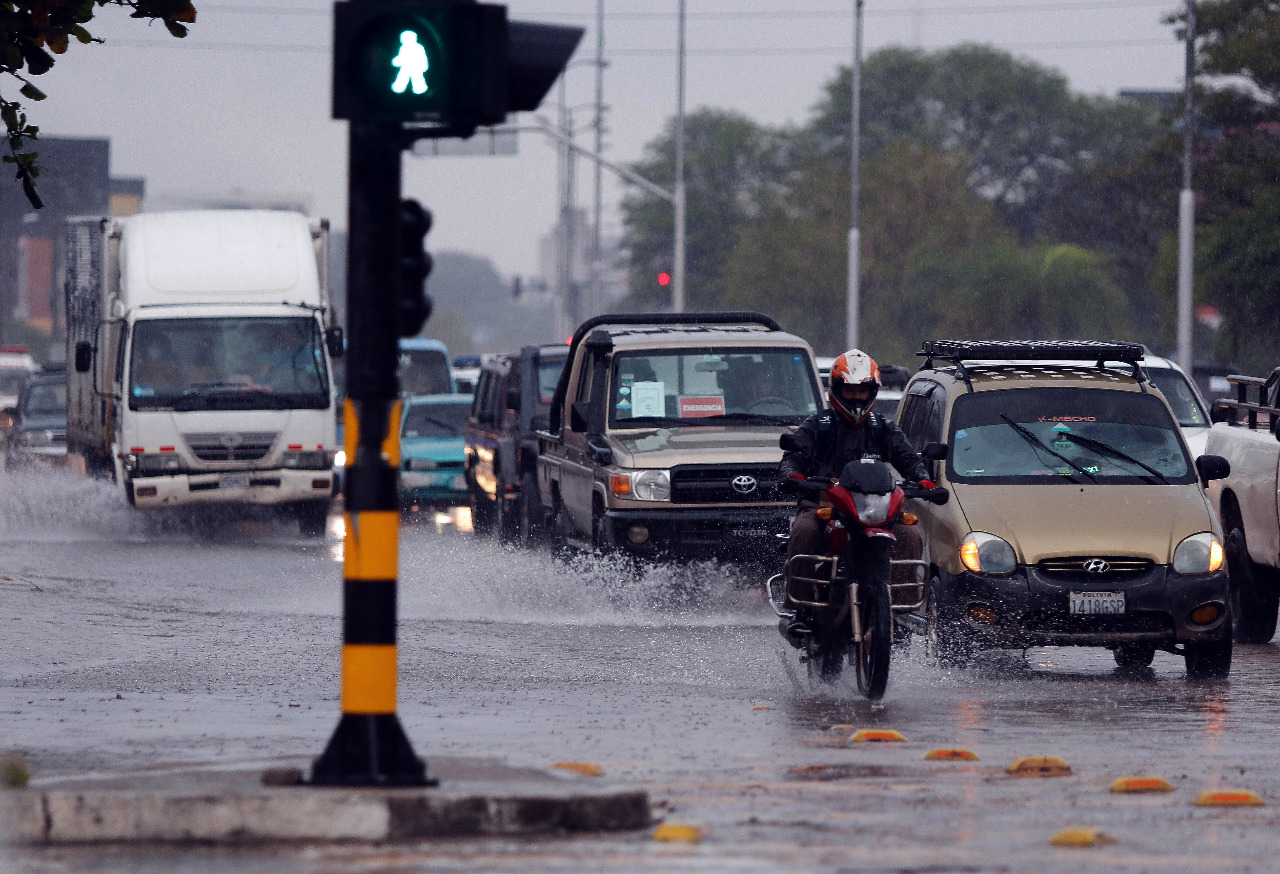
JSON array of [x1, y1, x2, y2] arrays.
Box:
[[672, 0, 687, 313], [1176, 0, 1197, 370], [845, 0, 864, 352]]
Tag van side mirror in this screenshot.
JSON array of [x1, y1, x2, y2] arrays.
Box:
[[74, 341, 93, 373], [1195, 454, 1230, 487], [923, 442, 948, 461], [570, 401, 590, 433], [325, 327, 345, 359]]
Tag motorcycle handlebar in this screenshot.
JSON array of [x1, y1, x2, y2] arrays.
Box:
[[900, 483, 951, 505], [780, 475, 950, 506]]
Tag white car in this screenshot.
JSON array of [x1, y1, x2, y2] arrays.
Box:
[[1142, 354, 1212, 457]]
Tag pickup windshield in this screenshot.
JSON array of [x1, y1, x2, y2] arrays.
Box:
[[608, 347, 820, 428], [948, 388, 1195, 485], [129, 317, 330, 411]]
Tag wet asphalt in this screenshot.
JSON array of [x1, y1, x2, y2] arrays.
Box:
[[4, 469, 1280, 872]]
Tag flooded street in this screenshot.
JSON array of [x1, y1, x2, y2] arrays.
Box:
[[5, 470, 1280, 872]]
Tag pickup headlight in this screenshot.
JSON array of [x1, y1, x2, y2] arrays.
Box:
[[960, 532, 1017, 575], [1173, 532, 1224, 574], [16, 429, 53, 447], [611, 469, 671, 501]]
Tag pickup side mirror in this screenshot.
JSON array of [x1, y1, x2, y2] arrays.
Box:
[[74, 341, 93, 373], [1209, 402, 1231, 424], [1195, 454, 1230, 487], [923, 442, 948, 461], [570, 401, 590, 433], [325, 326, 345, 359]]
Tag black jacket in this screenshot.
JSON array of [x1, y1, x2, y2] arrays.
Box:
[[780, 410, 930, 483]]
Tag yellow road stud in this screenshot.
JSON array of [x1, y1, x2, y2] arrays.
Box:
[[851, 729, 907, 743], [829, 724, 857, 732], [1196, 789, 1263, 807], [552, 762, 603, 777], [1049, 828, 1115, 847], [752, 705, 774, 711], [1008, 756, 1072, 777], [653, 823, 703, 843], [925, 748, 980, 761], [1111, 776, 1175, 794]]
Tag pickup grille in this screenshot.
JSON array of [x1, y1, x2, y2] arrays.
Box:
[[669, 463, 782, 504], [1038, 556, 1153, 577], [184, 431, 277, 463]]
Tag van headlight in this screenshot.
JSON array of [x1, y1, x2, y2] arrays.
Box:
[[1173, 532, 1224, 574], [960, 532, 1017, 575]]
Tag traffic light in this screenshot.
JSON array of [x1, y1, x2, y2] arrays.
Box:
[[332, 0, 583, 135], [397, 199, 434, 338]]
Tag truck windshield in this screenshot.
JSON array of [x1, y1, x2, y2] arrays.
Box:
[[608, 347, 820, 428], [947, 388, 1195, 485], [129, 317, 330, 411]]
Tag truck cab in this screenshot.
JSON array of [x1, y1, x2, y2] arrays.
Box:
[[536, 313, 823, 564]]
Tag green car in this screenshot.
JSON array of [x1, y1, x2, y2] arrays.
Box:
[[400, 393, 472, 508]]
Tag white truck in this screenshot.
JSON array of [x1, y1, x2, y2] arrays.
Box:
[[64, 210, 343, 534], [1205, 368, 1280, 642]]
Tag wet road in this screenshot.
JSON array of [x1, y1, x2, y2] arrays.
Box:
[[5, 470, 1280, 872]]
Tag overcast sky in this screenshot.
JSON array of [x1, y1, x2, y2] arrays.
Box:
[[30, 0, 1189, 280]]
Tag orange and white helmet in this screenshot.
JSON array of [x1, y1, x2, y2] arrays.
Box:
[[828, 349, 881, 423]]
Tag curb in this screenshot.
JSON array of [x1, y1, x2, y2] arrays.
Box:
[[0, 761, 651, 845]]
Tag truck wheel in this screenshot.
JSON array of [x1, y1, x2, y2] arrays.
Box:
[[1185, 622, 1232, 680], [297, 501, 330, 537], [1227, 528, 1279, 644], [469, 488, 495, 537], [518, 472, 544, 548]]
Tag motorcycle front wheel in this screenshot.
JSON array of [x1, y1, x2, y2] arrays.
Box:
[[855, 577, 892, 699]]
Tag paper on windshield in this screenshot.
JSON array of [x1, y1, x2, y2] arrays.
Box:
[[631, 381, 665, 417]]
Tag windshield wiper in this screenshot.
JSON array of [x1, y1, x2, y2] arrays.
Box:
[[1059, 432, 1170, 484], [701, 412, 795, 425], [999, 414, 1094, 483]]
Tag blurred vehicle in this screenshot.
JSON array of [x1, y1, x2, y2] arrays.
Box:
[[901, 340, 1232, 678], [817, 356, 908, 421], [1142, 354, 1212, 457], [0, 346, 39, 435], [400, 393, 472, 510], [452, 354, 482, 394], [464, 344, 569, 542], [5, 366, 67, 470], [399, 337, 454, 395]]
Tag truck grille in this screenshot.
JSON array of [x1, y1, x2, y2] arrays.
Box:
[[670, 463, 782, 504], [184, 431, 277, 463], [1038, 556, 1153, 577]]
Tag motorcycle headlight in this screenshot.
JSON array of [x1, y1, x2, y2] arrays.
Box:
[[960, 532, 1017, 575], [631, 469, 671, 502], [852, 492, 892, 526], [1173, 532, 1224, 574]]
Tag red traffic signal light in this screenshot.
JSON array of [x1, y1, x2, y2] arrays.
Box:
[[657, 272, 671, 287]]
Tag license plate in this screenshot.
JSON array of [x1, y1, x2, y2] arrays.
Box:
[[220, 473, 250, 490], [1069, 591, 1125, 615]]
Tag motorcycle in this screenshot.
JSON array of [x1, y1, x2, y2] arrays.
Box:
[[765, 453, 949, 699]]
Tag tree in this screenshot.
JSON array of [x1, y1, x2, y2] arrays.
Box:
[[1, 0, 197, 208]]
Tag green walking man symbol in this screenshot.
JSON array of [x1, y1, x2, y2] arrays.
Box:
[[391, 30, 429, 95]]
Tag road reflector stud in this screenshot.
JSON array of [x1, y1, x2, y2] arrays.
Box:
[[1050, 828, 1116, 847], [851, 729, 907, 743], [553, 762, 603, 777], [1111, 776, 1174, 794], [653, 823, 702, 843], [1008, 756, 1072, 777], [926, 748, 980, 761], [1196, 789, 1263, 806], [753, 705, 773, 711]]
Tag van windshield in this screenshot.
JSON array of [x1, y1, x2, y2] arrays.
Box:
[[948, 388, 1194, 485], [129, 317, 330, 411], [609, 347, 820, 428]]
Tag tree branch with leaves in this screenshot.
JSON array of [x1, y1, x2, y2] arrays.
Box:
[[1, 0, 196, 208]]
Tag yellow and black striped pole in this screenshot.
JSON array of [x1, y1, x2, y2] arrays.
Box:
[[312, 118, 431, 786]]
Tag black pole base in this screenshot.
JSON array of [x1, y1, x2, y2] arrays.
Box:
[[310, 714, 436, 787]]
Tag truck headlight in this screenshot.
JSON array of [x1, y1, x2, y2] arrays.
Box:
[[1173, 532, 1224, 574], [960, 532, 1017, 575], [282, 450, 329, 469], [133, 453, 182, 473], [17, 429, 52, 447], [630, 469, 671, 502]]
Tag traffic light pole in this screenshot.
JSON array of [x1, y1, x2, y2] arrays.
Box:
[[312, 120, 431, 786]]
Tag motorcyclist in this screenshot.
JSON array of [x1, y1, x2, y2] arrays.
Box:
[[779, 349, 935, 643]]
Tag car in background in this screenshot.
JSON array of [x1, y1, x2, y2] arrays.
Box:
[[399, 393, 472, 510], [452, 354, 482, 394], [399, 337, 454, 395], [0, 346, 39, 435], [1142, 354, 1212, 457], [5, 366, 67, 470], [816, 356, 908, 421]]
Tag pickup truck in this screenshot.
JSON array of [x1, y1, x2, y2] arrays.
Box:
[[1206, 368, 1280, 642], [534, 312, 824, 564]]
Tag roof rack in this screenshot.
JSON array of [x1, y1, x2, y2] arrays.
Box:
[[918, 340, 1147, 393]]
